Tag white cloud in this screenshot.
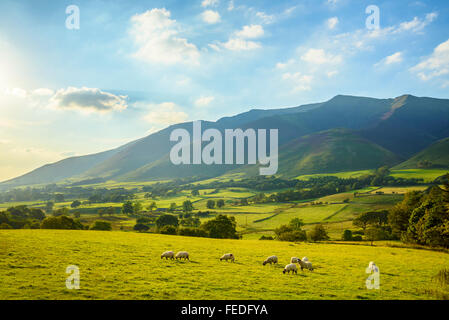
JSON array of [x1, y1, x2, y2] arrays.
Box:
[[375, 52, 403, 67], [327, 17, 339, 30], [50, 87, 128, 113], [222, 38, 261, 51], [301, 48, 342, 65], [395, 13, 437, 34], [194, 96, 215, 107], [327, 70, 338, 78], [130, 8, 200, 65], [202, 0, 219, 7], [410, 38, 449, 81], [235, 25, 264, 39], [143, 102, 188, 125], [282, 72, 313, 92], [201, 10, 221, 24], [256, 12, 275, 25]]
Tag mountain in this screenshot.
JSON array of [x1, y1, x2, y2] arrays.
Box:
[[394, 137, 449, 169], [235, 128, 401, 178], [2, 94, 449, 187]]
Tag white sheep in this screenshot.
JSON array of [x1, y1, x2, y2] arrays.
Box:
[[283, 263, 298, 274], [298, 258, 314, 271], [161, 251, 175, 260], [263, 255, 278, 266], [175, 251, 190, 260], [220, 253, 235, 262], [290, 257, 300, 264], [368, 261, 379, 273], [302, 257, 309, 262]]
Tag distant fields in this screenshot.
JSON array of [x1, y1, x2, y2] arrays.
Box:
[[1, 230, 448, 300]]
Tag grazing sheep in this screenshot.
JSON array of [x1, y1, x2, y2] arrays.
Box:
[[302, 257, 309, 262], [298, 258, 314, 271], [283, 263, 298, 274], [220, 253, 235, 262], [263, 255, 278, 266], [161, 251, 175, 260], [368, 262, 379, 272], [290, 257, 300, 264], [175, 251, 190, 260]]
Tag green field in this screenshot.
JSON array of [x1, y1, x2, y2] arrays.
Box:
[[1, 230, 448, 300]]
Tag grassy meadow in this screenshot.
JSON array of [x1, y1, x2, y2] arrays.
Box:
[[1, 229, 449, 300]]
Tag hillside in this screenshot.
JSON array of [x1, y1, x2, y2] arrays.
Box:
[[394, 137, 449, 169], [277, 129, 401, 177], [2, 94, 449, 187], [1, 229, 448, 300]]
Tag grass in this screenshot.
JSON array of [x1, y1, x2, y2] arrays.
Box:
[[1, 229, 448, 300]]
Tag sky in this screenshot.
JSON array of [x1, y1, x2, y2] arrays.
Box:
[[0, 0, 449, 181]]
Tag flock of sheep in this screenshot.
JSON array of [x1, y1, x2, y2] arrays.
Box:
[[160, 251, 314, 275]]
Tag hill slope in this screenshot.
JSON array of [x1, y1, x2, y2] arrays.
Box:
[[394, 137, 449, 169]]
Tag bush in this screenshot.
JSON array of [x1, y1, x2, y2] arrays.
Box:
[[40, 216, 84, 230], [90, 221, 112, 231], [178, 227, 208, 238], [259, 235, 274, 240], [342, 229, 353, 241], [309, 224, 330, 242], [352, 235, 363, 241], [156, 214, 179, 228], [0, 222, 12, 229], [200, 214, 239, 239], [159, 225, 177, 235], [133, 223, 149, 232], [274, 224, 307, 242]]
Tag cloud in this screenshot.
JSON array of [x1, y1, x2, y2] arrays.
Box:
[[235, 25, 264, 39], [194, 96, 215, 107], [130, 8, 200, 65], [143, 102, 189, 126], [201, 10, 221, 24], [202, 0, 219, 7], [327, 17, 339, 30], [50, 87, 128, 113], [282, 72, 313, 92], [394, 12, 438, 34], [410, 38, 449, 81], [222, 38, 261, 51], [256, 12, 275, 25], [375, 52, 403, 67], [301, 48, 342, 65]]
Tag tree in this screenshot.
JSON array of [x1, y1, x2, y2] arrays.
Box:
[[147, 202, 157, 213], [45, 201, 54, 214], [206, 200, 215, 209], [182, 200, 193, 213], [289, 218, 304, 230], [240, 198, 249, 206], [71, 200, 81, 208], [52, 207, 70, 217], [156, 214, 179, 229], [122, 201, 134, 215], [134, 223, 149, 232], [54, 194, 65, 202], [274, 225, 307, 242], [342, 230, 353, 241], [191, 189, 200, 196], [105, 207, 115, 216], [159, 225, 177, 235], [90, 221, 112, 231], [29, 208, 45, 220], [168, 203, 177, 213], [201, 215, 239, 239], [309, 224, 330, 242], [216, 199, 225, 208], [40, 216, 84, 230], [365, 227, 383, 246], [133, 202, 143, 214]]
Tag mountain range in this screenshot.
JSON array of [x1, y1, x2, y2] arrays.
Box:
[[2, 94, 449, 188]]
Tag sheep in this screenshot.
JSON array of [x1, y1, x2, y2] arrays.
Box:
[[220, 253, 235, 262], [368, 261, 379, 273], [290, 257, 301, 264], [283, 263, 298, 274], [298, 258, 314, 271], [175, 251, 190, 260], [263, 255, 278, 266], [161, 251, 175, 260], [302, 257, 309, 262]]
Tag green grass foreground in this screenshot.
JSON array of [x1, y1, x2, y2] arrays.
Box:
[[1, 230, 449, 300]]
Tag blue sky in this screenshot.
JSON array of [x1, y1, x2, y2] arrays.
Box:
[[0, 0, 448, 181]]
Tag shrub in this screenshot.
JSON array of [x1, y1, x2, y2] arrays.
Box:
[[90, 221, 112, 231], [40, 216, 84, 230], [309, 224, 330, 242], [156, 214, 179, 228], [201, 215, 239, 239], [259, 235, 274, 240], [133, 223, 149, 232], [342, 229, 353, 241], [178, 227, 208, 238], [352, 235, 363, 241], [274, 224, 307, 242], [0, 222, 12, 229], [159, 225, 177, 235]]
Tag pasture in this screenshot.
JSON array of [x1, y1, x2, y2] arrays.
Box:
[[1, 230, 448, 300]]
